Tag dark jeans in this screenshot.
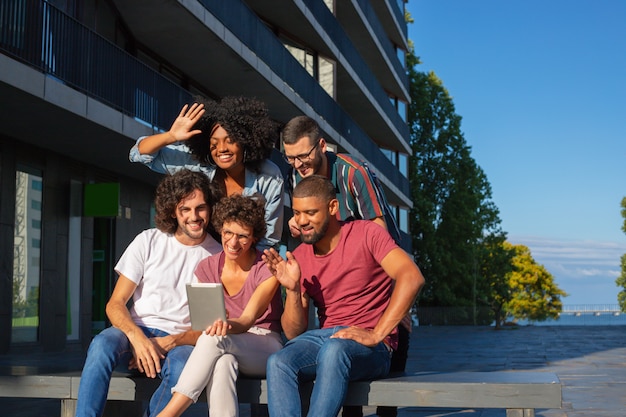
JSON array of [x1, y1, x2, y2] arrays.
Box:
[[341, 324, 411, 417]]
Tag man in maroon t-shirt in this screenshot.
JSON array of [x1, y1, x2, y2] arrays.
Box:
[[263, 175, 425, 417]]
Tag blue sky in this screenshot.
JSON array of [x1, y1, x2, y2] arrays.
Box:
[[407, 0, 626, 305]]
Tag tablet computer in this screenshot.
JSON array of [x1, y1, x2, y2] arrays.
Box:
[[185, 282, 227, 331]]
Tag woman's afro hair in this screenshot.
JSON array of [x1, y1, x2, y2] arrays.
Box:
[[186, 96, 280, 166]]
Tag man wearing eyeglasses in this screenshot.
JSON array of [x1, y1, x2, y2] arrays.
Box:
[[281, 116, 408, 417], [281, 115, 400, 246]]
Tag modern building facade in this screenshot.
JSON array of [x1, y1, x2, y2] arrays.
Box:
[[0, 0, 412, 352]]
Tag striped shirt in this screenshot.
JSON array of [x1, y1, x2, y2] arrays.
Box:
[[290, 152, 401, 243]]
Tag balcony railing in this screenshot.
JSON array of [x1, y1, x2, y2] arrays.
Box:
[[0, 0, 410, 198], [0, 0, 192, 131]]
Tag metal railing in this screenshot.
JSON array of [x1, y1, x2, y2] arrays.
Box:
[[0, 0, 191, 131], [0, 0, 410, 197]]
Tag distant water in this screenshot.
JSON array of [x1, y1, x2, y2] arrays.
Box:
[[517, 311, 626, 326]]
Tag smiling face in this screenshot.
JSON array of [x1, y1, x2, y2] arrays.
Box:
[[173, 189, 210, 245], [282, 136, 326, 178], [209, 125, 244, 172], [220, 220, 254, 260], [292, 195, 338, 245]]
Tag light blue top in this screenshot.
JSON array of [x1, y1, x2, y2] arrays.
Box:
[[129, 137, 284, 250]]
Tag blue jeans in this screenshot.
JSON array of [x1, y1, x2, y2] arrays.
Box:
[[266, 327, 391, 417], [74, 326, 193, 417]]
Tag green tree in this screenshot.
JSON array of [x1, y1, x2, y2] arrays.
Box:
[[616, 197, 626, 311], [505, 243, 567, 323], [407, 45, 508, 322], [476, 236, 516, 328]]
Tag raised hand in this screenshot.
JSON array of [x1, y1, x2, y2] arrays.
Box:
[[168, 103, 205, 142], [262, 248, 301, 292]]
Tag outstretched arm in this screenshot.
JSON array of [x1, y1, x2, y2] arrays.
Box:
[[137, 103, 205, 155]]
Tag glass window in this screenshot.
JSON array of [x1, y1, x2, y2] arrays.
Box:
[[399, 207, 409, 233], [323, 0, 335, 14], [318, 55, 336, 99], [396, 46, 406, 69], [13, 169, 43, 343], [398, 152, 408, 178], [397, 99, 407, 122], [284, 44, 315, 77], [67, 180, 82, 340]]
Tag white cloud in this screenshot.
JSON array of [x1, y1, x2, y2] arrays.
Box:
[[508, 235, 626, 305]]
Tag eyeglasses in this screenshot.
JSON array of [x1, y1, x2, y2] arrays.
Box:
[[283, 141, 319, 165], [222, 229, 251, 245]]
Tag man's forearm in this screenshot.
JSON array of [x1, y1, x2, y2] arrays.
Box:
[[106, 301, 141, 338], [161, 330, 202, 350], [281, 290, 308, 339]]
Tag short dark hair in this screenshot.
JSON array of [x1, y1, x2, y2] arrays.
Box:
[[281, 115, 321, 145], [292, 175, 336, 202], [211, 194, 267, 245], [187, 96, 279, 166], [154, 169, 213, 234]]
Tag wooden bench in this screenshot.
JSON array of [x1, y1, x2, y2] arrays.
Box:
[[0, 370, 561, 417]]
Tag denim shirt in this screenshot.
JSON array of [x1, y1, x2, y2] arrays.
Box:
[[130, 137, 284, 250]]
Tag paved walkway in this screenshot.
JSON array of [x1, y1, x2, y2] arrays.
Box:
[[1, 325, 625, 416]]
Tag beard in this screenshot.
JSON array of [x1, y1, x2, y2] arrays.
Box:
[[300, 216, 329, 245]]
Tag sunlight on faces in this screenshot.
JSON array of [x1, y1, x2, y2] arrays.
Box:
[[283, 137, 326, 178], [209, 125, 244, 171], [221, 221, 254, 259], [292, 195, 338, 244], [174, 189, 210, 244]]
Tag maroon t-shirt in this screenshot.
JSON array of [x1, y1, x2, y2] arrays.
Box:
[[195, 250, 283, 333], [293, 220, 399, 348]]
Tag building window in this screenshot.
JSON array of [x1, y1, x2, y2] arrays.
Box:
[[282, 37, 336, 98], [396, 45, 406, 69], [398, 152, 408, 178], [380, 148, 397, 165], [399, 207, 409, 233], [67, 180, 82, 340], [13, 168, 43, 343]]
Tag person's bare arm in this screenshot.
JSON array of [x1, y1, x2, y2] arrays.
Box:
[[332, 248, 424, 346], [149, 330, 203, 352], [263, 248, 309, 339], [227, 276, 280, 334], [106, 275, 164, 378], [137, 103, 205, 155]]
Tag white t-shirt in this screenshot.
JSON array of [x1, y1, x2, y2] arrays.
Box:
[[114, 228, 222, 335]]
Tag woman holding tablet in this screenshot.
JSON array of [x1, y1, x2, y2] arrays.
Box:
[[156, 195, 283, 417]]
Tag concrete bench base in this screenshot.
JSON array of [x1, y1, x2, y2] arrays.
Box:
[[0, 371, 561, 417]]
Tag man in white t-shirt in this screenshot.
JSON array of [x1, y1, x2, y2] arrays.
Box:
[[75, 170, 222, 417]]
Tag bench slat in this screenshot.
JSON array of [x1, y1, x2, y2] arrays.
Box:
[[344, 372, 561, 409], [0, 375, 72, 399], [1, 371, 562, 410]]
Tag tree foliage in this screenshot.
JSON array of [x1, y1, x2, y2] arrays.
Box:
[[476, 236, 516, 328], [617, 197, 626, 311], [505, 243, 567, 323], [407, 45, 508, 319]]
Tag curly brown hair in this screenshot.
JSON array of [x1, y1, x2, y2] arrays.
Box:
[[154, 169, 214, 234], [211, 194, 267, 246], [186, 96, 280, 169]]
